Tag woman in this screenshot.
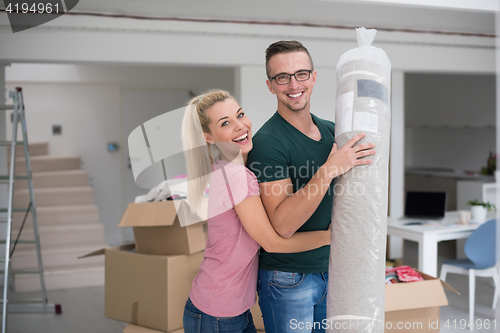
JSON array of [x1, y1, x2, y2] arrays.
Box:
[[181, 90, 331, 333]]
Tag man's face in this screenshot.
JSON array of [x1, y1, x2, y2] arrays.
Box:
[[266, 51, 316, 113]]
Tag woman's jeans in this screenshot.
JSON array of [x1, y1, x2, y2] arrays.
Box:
[[183, 298, 257, 333], [257, 269, 328, 333]]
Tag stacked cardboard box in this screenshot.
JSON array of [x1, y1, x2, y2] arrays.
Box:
[[82, 199, 208, 332]]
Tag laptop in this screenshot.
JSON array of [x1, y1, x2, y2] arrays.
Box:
[[402, 191, 447, 224]]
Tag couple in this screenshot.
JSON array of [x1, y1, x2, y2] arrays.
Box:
[[181, 40, 375, 333]]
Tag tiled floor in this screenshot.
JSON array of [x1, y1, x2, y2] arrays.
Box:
[[4, 237, 500, 333], [441, 273, 500, 333], [404, 239, 500, 333], [7, 286, 127, 333]]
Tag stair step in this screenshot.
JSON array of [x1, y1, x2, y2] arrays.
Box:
[[11, 242, 106, 270], [13, 224, 105, 250], [15, 240, 106, 254], [12, 263, 105, 292], [0, 175, 28, 182], [13, 169, 89, 189], [0, 240, 36, 245], [14, 155, 81, 174], [7, 142, 49, 158], [13, 186, 95, 207], [12, 204, 100, 227]]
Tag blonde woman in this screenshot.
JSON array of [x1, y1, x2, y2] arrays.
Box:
[[181, 90, 331, 333]]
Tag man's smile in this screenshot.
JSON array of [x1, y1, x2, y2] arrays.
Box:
[[286, 91, 304, 99]]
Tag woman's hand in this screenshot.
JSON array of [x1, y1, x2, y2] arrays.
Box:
[[322, 133, 376, 179]]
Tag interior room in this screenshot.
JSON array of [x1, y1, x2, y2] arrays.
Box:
[[0, 1, 499, 332]]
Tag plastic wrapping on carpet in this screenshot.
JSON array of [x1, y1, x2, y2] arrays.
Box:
[[327, 27, 391, 333]]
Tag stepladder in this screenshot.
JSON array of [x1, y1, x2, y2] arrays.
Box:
[[0, 87, 61, 333]]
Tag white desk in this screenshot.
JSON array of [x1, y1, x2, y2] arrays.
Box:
[[387, 211, 496, 277]]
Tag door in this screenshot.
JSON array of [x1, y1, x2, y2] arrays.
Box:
[[121, 89, 191, 241]]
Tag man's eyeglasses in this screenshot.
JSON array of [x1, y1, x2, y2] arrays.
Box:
[[269, 70, 312, 85]]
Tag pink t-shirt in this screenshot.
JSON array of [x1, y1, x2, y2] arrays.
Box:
[[189, 160, 261, 317]]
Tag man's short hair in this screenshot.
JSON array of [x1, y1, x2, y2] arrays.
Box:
[[265, 40, 314, 79]]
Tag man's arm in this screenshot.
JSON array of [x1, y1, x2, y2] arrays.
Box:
[[260, 133, 375, 238], [235, 196, 330, 253]]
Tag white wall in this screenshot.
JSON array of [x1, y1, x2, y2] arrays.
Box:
[[5, 64, 235, 245], [405, 73, 496, 171], [350, 0, 499, 11], [235, 66, 276, 132], [1, 12, 497, 245], [0, 64, 6, 179], [4, 81, 124, 245], [0, 65, 6, 264], [0, 13, 495, 73], [0, 64, 6, 181]]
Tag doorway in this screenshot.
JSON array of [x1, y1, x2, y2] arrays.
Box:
[[121, 89, 191, 242]]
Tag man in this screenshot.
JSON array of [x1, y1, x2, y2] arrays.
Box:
[[247, 40, 375, 332]]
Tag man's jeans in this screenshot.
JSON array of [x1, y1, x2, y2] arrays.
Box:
[[183, 298, 257, 333], [257, 269, 328, 333]]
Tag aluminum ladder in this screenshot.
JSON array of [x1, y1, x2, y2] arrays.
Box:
[[0, 87, 61, 333]]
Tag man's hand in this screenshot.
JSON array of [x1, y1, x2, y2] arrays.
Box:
[[322, 133, 375, 179]]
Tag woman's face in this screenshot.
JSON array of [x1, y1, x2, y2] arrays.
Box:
[[203, 98, 253, 158]]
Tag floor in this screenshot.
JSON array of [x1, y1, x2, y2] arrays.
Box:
[[7, 286, 127, 333], [3, 272, 499, 333], [404, 240, 500, 333], [440, 273, 500, 333]]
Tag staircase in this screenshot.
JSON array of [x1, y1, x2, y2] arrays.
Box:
[[9, 142, 106, 292]]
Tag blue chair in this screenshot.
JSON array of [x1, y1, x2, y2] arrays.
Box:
[[439, 219, 499, 330]]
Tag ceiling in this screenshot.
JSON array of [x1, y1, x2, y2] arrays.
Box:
[[68, 0, 496, 37]]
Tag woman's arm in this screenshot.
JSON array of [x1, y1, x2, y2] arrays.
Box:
[[234, 195, 330, 253]]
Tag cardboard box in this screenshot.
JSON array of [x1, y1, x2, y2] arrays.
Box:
[[250, 295, 265, 332], [123, 324, 184, 333], [384, 271, 459, 332], [81, 244, 203, 332], [118, 200, 207, 255]]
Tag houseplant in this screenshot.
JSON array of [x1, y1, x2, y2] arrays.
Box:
[[467, 199, 496, 222]]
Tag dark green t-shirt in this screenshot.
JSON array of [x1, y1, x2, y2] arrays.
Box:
[[247, 111, 335, 273]]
